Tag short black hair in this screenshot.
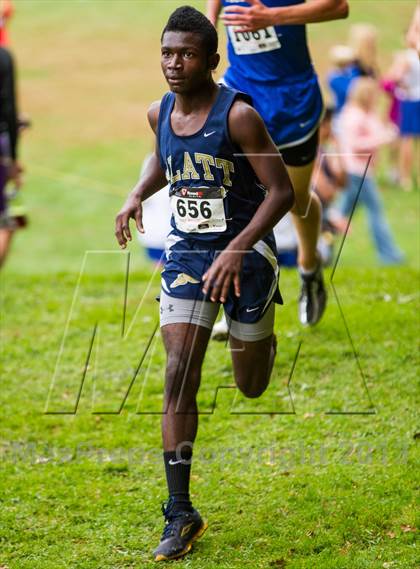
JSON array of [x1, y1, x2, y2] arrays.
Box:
[[161, 6, 218, 57]]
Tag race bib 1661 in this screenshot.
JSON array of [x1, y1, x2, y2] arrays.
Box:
[[228, 26, 281, 55]]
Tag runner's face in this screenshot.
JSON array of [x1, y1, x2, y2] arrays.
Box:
[[161, 31, 212, 93]]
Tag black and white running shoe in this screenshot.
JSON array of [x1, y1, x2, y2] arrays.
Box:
[[298, 265, 327, 326]]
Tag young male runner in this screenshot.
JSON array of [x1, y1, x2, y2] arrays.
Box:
[[115, 6, 294, 562], [207, 0, 349, 325]]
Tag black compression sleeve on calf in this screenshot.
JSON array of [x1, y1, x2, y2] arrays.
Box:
[[163, 448, 193, 511]]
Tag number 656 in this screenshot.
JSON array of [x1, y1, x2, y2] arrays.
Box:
[[176, 199, 212, 220]]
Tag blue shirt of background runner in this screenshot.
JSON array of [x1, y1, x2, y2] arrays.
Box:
[[221, 0, 324, 147]]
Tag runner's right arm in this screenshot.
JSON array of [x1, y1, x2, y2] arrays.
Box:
[[206, 0, 222, 27], [115, 101, 168, 249], [222, 0, 349, 30]]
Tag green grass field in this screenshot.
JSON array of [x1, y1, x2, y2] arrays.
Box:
[[1, 1, 419, 568]]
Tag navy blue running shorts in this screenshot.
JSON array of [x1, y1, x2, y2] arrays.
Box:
[[159, 231, 282, 340]]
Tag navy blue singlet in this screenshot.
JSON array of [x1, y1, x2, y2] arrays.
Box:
[[221, 0, 324, 147], [158, 84, 276, 248], [157, 84, 282, 314]]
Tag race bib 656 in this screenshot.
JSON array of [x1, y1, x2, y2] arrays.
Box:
[[170, 186, 227, 234]]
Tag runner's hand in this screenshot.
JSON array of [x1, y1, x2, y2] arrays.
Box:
[[115, 194, 144, 249], [221, 0, 271, 32], [202, 249, 244, 303]]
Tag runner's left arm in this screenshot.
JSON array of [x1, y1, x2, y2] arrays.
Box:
[[222, 0, 348, 32], [202, 101, 294, 303]]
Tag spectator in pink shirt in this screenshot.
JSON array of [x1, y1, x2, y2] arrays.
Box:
[[380, 52, 405, 185], [0, 0, 14, 47], [338, 77, 404, 264]]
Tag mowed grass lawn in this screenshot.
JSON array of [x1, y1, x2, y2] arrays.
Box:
[[1, 1, 419, 568]]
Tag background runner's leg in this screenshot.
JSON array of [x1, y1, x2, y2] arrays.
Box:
[[229, 334, 276, 399], [161, 323, 212, 451], [287, 161, 322, 271]]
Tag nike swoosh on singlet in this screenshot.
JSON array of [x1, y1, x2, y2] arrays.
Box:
[[204, 131, 216, 137]]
